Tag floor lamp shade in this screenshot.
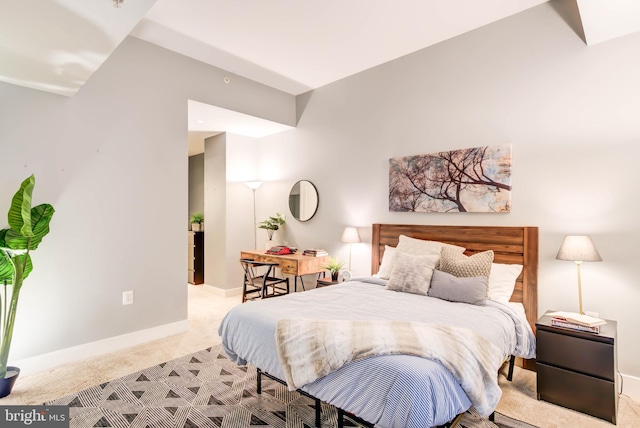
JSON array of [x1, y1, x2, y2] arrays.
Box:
[[245, 181, 263, 190], [556, 235, 602, 315]]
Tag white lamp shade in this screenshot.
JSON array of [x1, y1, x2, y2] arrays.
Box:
[[245, 181, 263, 190], [341, 227, 361, 244], [556, 235, 603, 262]]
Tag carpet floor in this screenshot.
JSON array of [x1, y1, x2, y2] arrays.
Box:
[[45, 345, 537, 428]]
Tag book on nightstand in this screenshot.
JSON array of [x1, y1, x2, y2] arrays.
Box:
[[548, 311, 606, 334], [303, 249, 328, 257], [550, 318, 600, 333], [547, 311, 606, 326]]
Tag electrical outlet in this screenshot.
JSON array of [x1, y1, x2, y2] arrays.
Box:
[[122, 291, 134, 305], [584, 310, 599, 318]]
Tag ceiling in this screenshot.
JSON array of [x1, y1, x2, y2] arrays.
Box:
[[2, 0, 640, 153]]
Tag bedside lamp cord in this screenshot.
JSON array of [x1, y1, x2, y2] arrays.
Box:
[[618, 370, 623, 395]]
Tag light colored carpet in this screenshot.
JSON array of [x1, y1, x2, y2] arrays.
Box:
[[1, 284, 639, 427]]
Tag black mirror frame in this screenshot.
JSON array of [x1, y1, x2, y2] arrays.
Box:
[[288, 180, 319, 222]]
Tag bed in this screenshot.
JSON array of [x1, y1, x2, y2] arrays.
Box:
[[219, 224, 538, 427]]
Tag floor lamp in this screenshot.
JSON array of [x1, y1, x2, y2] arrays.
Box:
[[556, 235, 602, 315], [245, 181, 263, 249], [341, 226, 361, 273]]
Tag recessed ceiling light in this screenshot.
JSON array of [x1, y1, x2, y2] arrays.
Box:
[[196, 119, 205, 124]]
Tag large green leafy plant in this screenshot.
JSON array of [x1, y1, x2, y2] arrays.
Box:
[[0, 175, 54, 379]]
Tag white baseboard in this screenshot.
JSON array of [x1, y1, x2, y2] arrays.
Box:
[[621, 373, 640, 404], [206, 284, 243, 297], [12, 319, 189, 376]]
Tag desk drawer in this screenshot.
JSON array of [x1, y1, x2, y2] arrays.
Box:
[[278, 259, 297, 275], [537, 330, 614, 380], [245, 253, 298, 275]]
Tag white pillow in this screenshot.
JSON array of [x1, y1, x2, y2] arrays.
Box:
[[488, 263, 523, 303], [374, 245, 396, 279], [396, 235, 465, 257]]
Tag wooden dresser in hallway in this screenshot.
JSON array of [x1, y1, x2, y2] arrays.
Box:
[[188, 231, 204, 284]]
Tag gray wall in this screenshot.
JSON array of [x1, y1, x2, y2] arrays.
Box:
[[188, 154, 204, 228], [255, 3, 640, 382], [0, 36, 295, 360]]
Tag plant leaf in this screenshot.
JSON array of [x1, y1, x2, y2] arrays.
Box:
[[5, 204, 54, 250], [7, 175, 35, 237], [0, 252, 32, 284], [0, 251, 12, 283]]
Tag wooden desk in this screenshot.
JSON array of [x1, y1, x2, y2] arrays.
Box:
[[240, 250, 331, 291]]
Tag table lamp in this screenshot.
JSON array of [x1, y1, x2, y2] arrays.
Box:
[[341, 227, 361, 273], [556, 235, 602, 315]]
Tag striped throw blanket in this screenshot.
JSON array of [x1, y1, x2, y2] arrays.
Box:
[[275, 319, 503, 417]]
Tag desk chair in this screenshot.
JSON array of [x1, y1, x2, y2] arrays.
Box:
[[240, 259, 290, 302]]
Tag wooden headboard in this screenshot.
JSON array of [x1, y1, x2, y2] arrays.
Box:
[[371, 224, 539, 334]]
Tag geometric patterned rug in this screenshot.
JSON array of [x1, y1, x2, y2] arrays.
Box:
[[45, 345, 538, 428]]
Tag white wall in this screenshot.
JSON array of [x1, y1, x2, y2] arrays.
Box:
[[255, 2, 640, 386], [0, 36, 295, 362]]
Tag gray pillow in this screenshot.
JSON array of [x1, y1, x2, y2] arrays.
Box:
[[428, 269, 488, 305], [386, 252, 439, 296]]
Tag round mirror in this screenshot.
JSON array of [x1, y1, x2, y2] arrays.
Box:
[[289, 180, 319, 222]]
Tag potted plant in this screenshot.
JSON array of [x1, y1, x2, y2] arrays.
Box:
[[258, 213, 286, 242], [0, 175, 55, 398], [322, 257, 344, 281], [190, 212, 204, 232]]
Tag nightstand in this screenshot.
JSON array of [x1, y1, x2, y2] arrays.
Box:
[[316, 276, 340, 287], [536, 311, 618, 424]]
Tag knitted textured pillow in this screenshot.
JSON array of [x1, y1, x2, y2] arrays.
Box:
[[439, 247, 494, 277]]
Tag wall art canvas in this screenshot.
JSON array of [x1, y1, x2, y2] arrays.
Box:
[[389, 144, 512, 213]]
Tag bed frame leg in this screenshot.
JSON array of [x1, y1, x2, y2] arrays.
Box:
[[315, 398, 321, 428], [337, 408, 344, 428], [256, 368, 262, 394], [507, 355, 515, 381], [443, 413, 463, 428]]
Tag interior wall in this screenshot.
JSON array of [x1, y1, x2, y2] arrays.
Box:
[[256, 2, 640, 383], [188, 153, 204, 228], [204, 134, 226, 288], [0, 36, 295, 361], [204, 133, 262, 291]]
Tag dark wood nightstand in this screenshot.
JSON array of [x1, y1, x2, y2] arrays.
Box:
[[536, 311, 618, 424], [316, 276, 340, 287]]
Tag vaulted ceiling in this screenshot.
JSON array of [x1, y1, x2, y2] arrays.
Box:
[[2, 0, 639, 153]]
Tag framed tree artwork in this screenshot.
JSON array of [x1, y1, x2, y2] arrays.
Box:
[[389, 144, 512, 213]]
